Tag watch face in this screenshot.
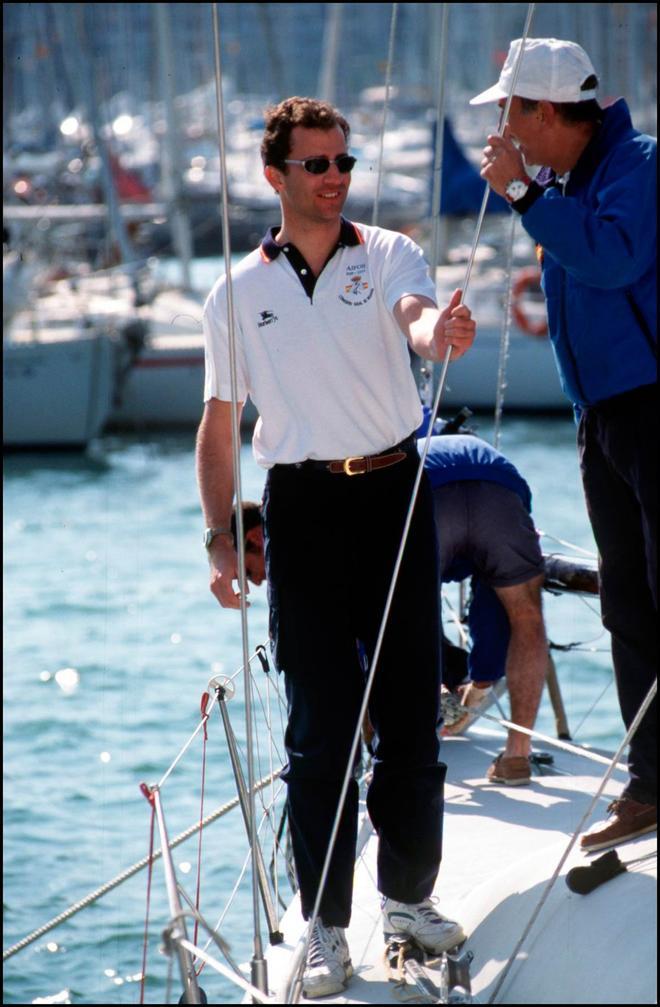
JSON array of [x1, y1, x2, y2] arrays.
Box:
[[506, 179, 528, 201]]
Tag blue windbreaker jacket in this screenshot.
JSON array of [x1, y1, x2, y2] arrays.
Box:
[[521, 99, 657, 408]]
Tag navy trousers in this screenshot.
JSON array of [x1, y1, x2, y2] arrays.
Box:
[[263, 447, 445, 927], [578, 383, 657, 806]]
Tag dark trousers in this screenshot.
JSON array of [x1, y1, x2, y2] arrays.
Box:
[[578, 384, 657, 806], [263, 449, 445, 927]]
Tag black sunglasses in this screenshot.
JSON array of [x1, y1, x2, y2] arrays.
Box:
[[283, 154, 357, 175]]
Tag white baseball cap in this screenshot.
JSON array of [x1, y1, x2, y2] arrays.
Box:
[[470, 38, 598, 105]]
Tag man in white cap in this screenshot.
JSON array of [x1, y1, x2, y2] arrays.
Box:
[[471, 38, 657, 852]]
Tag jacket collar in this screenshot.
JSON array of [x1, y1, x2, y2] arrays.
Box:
[[568, 98, 635, 188]]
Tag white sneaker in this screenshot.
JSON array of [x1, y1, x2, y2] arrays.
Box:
[[382, 897, 465, 955], [302, 921, 353, 998]]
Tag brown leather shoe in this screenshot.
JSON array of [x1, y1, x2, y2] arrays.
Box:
[[486, 753, 531, 786], [580, 797, 657, 852]]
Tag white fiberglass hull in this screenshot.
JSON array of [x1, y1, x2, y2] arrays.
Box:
[[261, 725, 656, 1005], [3, 331, 116, 448]]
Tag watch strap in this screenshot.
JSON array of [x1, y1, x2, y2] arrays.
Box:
[[204, 526, 233, 548], [510, 179, 544, 215]]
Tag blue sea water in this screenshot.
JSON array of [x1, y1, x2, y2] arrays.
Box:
[[3, 417, 622, 1005]]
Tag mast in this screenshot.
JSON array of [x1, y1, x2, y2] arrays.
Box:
[[153, 3, 194, 290], [52, 4, 137, 267], [317, 4, 343, 103]]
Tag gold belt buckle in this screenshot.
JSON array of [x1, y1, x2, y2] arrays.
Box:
[[343, 455, 365, 476]]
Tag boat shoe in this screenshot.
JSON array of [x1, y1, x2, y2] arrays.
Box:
[[580, 797, 657, 853], [382, 897, 466, 955], [440, 687, 466, 731], [486, 753, 531, 786], [302, 921, 353, 998], [442, 678, 507, 736]]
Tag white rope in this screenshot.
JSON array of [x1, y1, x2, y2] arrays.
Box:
[[371, 3, 399, 226], [487, 675, 657, 1004], [210, 3, 264, 971]]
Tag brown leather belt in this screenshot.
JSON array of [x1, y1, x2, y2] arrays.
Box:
[[283, 434, 416, 476], [326, 450, 407, 475]]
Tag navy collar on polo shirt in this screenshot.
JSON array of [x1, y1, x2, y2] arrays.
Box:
[[259, 218, 360, 300], [260, 216, 362, 263], [260, 217, 363, 301]]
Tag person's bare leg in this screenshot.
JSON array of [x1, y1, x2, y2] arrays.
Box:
[[493, 575, 548, 758]]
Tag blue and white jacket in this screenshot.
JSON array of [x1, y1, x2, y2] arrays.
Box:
[[520, 99, 657, 409]]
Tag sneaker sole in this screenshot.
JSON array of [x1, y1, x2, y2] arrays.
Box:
[[383, 928, 466, 956], [302, 963, 353, 999], [580, 821, 657, 853]]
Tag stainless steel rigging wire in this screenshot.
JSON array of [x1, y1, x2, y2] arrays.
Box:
[[493, 212, 518, 449], [286, 8, 538, 999], [210, 3, 266, 993]]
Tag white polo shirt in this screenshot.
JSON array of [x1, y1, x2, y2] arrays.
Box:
[[203, 220, 437, 468]]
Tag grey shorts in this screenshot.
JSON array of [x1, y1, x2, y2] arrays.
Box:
[[432, 480, 544, 587]]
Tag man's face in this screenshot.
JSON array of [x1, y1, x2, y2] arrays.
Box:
[[499, 97, 548, 167], [269, 124, 351, 223], [244, 526, 266, 586]]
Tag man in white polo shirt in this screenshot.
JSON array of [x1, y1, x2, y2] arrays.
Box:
[[197, 96, 475, 997]]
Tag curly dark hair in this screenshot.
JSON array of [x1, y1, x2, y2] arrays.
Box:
[[260, 96, 350, 170]]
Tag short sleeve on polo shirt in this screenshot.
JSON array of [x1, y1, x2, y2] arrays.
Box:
[[381, 232, 438, 314], [202, 277, 249, 403]]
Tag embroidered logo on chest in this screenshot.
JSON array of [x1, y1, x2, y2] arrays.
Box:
[[257, 309, 279, 328], [339, 263, 374, 307]]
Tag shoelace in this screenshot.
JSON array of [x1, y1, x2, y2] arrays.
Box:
[[412, 899, 448, 925], [307, 925, 340, 966]]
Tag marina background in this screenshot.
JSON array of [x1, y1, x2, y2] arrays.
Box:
[[4, 3, 657, 260], [3, 3, 657, 1004]]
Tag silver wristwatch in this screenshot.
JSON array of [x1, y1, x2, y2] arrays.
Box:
[[204, 526, 232, 549]]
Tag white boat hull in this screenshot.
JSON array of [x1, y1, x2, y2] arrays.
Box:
[[111, 336, 206, 427], [3, 331, 116, 448], [441, 326, 567, 411], [262, 726, 656, 1004]]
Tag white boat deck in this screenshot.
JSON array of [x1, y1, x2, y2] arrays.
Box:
[[260, 724, 656, 1004]]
